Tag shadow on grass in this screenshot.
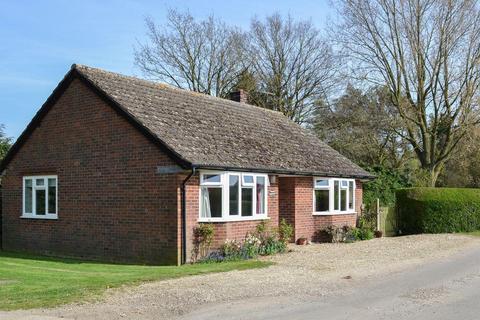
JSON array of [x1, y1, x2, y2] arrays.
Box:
[[0, 250, 142, 266]]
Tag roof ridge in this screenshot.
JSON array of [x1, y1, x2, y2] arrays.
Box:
[[72, 63, 284, 116]]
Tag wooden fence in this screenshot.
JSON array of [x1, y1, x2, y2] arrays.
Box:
[[371, 199, 397, 236]]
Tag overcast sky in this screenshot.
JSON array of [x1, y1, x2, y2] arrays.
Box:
[[0, 0, 333, 139]]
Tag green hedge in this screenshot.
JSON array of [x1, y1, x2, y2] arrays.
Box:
[[396, 188, 480, 234]]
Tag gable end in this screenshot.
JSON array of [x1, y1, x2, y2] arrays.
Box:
[[0, 67, 192, 172]]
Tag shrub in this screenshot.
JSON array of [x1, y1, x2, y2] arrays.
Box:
[[191, 224, 215, 262], [347, 227, 374, 241], [358, 211, 376, 232], [318, 225, 373, 242], [254, 220, 271, 241], [278, 218, 294, 244], [396, 188, 480, 234], [363, 166, 412, 208], [219, 239, 243, 261], [243, 233, 261, 258], [318, 225, 353, 243], [258, 235, 286, 255], [254, 221, 287, 255]]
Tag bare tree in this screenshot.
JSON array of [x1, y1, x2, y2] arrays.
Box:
[[247, 14, 337, 124], [334, 0, 480, 186], [135, 9, 246, 97]]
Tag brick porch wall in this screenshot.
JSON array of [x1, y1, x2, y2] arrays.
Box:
[[279, 177, 363, 242], [181, 173, 279, 262]]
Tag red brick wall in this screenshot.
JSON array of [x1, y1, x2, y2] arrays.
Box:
[[278, 177, 296, 231], [182, 173, 279, 262], [1, 78, 180, 265], [279, 177, 363, 242]]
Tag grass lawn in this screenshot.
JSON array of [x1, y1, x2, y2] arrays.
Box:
[[464, 230, 480, 237], [0, 251, 272, 311]]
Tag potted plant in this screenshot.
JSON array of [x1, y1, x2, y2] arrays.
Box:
[[296, 237, 308, 245], [374, 230, 383, 238]]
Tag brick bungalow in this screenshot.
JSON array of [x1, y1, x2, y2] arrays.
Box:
[[0, 65, 374, 265]]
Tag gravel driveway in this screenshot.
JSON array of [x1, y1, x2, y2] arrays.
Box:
[[1, 234, 478, 320]]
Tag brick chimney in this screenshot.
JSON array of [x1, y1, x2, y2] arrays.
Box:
[[229, 89, 249, 104]]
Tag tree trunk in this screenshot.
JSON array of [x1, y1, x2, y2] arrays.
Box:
[[426, 165, 442, 187]]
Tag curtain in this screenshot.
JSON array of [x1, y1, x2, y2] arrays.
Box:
[[201, 187, 211, 218]]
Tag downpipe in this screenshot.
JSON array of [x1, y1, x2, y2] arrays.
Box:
[[181, 167, 195, 265]]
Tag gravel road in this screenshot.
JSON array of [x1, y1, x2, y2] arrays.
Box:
[[181, 237, 480, 320], [0, 234, 478, 320]]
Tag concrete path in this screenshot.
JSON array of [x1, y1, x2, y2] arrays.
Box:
[[178, 244, 480, 320]]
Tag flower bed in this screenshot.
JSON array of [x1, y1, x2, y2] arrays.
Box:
[[200, 219, 293, 263]]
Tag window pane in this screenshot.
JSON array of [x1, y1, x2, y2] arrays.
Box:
[[201, 187, 222, 218], [315, 189, 329, 212], [36, 189, 46, 215], [315, 179, 329, 187], [48, 178, 57, 214], [36, 178, 45, 186], [229, 175, 239, 215], [243, 175, 254, 184], [203, 174, 221, 184], [340, 189, 347, 211], [241, 188, 253, 216], [256, 176, 266, 214], [25, 179, 33, 213], [349, 181, 354, 210], [341, 180, 349, 188], [334, 181, 339, 210]]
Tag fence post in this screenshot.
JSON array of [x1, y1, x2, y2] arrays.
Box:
[[376, 198, 380, 231]]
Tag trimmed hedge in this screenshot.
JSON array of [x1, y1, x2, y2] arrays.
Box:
[[396, 188, 480, 234]]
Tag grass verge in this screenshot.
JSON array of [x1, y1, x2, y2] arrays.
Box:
[[464, 230, 480, 237], [0, 251, 272, 310]]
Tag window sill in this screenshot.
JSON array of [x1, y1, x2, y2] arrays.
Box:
[[312, 211, 356, 216], [198, 216, 270, 223], [20, 215, 58, 220]]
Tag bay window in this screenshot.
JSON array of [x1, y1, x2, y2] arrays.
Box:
[[200, 171, 269, 221], [313, 178, 355, 215], [23, 176, 58, 219]]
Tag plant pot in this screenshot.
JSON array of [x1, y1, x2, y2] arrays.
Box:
[[296, 237, 308, 245], [374, 230, 383, 238]]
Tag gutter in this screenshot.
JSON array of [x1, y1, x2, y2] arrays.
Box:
[[180, 167, 196, 265], [192, 164, 375, 181]]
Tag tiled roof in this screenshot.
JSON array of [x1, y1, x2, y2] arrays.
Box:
[[53, 65, 375, 178]]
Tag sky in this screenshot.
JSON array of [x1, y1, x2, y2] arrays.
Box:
[[0, 0, 334, 140]]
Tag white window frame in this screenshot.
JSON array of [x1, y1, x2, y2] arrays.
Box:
[[241, 174, 255, 186], [22, 175, 58, 220], [199, 171, 269, 222], [200, 173, 223, 185], [313, 177, 355, 215]]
